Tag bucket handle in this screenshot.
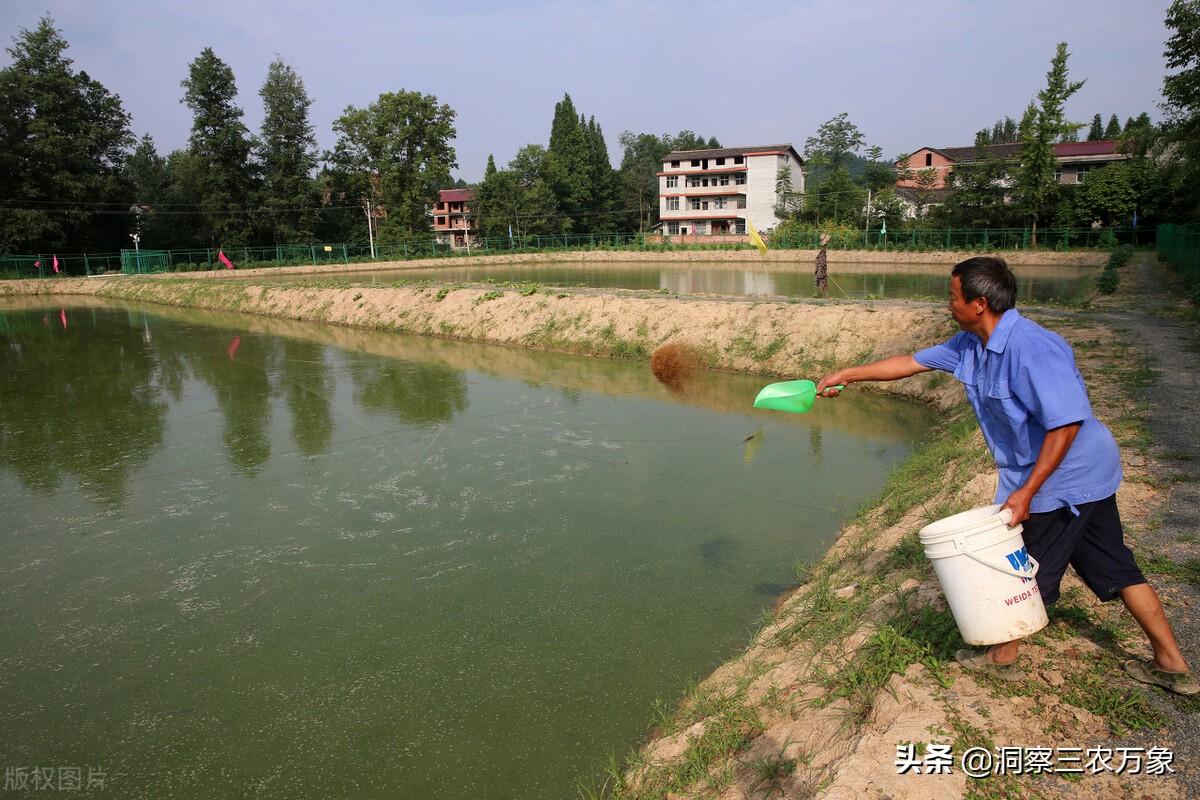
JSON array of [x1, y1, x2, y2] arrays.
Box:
[[947, 508, 1039, 580], [957, 548, 1040, 580]]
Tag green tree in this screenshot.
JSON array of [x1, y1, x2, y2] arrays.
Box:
[[583, 115, 618, 231], [1087, 113, 1104, 141], [862, 145, 894, 192], [803, 167, 865, 224], [618, 131, 668, 232], [1163, 0, 1200, 172], [774, 165, 800, 221], [1016, 42, 1085, 244], [125, 135, 174, 247], [476, 145, 560, 239], [1103, 114, 1122, 138], [258, 58, 319, 243], [667, 130, 720, 151], [543, 94, 591, 232], [1119, 113, 1156, 158], [0, 16, 133, 252], [803, 112, 865, 170], [932, 132, 1019, 228], [1067, 162, 1137, 226], [181, 47, 256, 246], [895, 153, 913, 185], [330, 90, 457, 240], [912, 168, 940, 219]]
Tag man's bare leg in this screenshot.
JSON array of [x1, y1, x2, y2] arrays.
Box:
[[1120, 582, 1189, 672]]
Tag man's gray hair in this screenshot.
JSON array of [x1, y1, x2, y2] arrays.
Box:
[[952, 256, 1017, 313]]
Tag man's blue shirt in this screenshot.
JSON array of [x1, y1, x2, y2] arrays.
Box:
[[914, 308, 1121, 513]]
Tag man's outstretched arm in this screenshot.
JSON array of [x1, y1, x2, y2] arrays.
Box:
[[816, 355, 932, 396]]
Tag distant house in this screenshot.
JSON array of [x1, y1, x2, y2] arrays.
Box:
[[431, 188, 475, 248], [657, 144, 804, 238], [895, 140, 1129, 190], [892, 186, 953, 220]]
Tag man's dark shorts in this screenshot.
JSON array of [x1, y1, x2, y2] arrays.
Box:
[[1021, 494, 1146, 605]]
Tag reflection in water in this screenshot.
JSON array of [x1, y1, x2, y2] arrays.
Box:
[[281, 339, 335, 457], [0, 308, 167, 507], [0, 301, 938, 800], [187, 330, 275, 476], [346, 355, 468, 426], [278, 260, 1097, 303]]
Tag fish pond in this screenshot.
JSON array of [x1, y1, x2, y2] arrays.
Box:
[[255, 259, 1096, 303], [0, 301, 936, 798]]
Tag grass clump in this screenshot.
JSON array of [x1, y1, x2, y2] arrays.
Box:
[[823, 603, 958, 724], [1137, 553, 1200, 586], [473, 289, 504, 305], [1095, 244, 1133, 295]]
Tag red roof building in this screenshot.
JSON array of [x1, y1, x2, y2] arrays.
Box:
[[895, 140, 1128, 189], [431, 188, 476, 248]]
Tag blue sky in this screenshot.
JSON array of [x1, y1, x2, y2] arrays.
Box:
[[0, 0, 1174, 182]]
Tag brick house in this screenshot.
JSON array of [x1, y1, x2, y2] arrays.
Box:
[[895, 140, 1129, 190], [431, 188, 475, 248]]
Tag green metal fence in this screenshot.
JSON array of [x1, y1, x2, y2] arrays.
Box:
[[772, 226, 1150, 251], [0, 226, 1153, 279], [1157, 223, 1200, 288], [120, 249, 171, 274]]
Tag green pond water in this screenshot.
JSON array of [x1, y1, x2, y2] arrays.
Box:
[[258, 260, 1094, 303], [0, 301, 936, 798]]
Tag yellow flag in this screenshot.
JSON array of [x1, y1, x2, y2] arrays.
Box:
[[747, 221, 768, 255]]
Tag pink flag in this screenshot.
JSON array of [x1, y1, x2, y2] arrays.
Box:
[[52, 255, 60, 274], [218, 250, 235, 270], [59, 309, 67, 329]]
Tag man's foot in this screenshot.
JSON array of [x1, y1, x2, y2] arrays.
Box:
[[955, 648, 1026, 682], [1124, 658, 1200, 695]]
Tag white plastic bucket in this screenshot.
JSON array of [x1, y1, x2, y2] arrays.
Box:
[[919, 504, 1048, 645]]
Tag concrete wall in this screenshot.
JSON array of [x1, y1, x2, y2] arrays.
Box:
[[745, 154, 779, 232]]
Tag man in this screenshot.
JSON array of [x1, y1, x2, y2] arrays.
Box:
[[816, 256, 1197, 694]]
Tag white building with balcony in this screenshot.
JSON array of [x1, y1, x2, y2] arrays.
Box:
[[657, 144, 804, 238]]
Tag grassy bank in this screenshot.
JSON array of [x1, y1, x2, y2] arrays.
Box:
[[588, 290, 1186, 799]]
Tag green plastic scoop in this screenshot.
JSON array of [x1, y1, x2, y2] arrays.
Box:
[[752, 380, 844, 414]]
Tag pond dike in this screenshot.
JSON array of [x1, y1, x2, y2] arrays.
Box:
[[3, 270, 1172, 798], [0, 275, 964, 410]]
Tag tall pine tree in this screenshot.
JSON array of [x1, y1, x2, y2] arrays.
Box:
[[1103, 114, 1122, 138], [544, 94, 592, 232], [258, 58, 318, 243], [1087, 114, 1104, 140], [181, 47, 256, 246], [0, 17, 133, 252]]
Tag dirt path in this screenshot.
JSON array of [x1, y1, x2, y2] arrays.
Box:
[[1094, 254, 1200, 798]]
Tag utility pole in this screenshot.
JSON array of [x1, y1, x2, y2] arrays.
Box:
[[364, 199, 376, 259], [864, 189, 872, 247]]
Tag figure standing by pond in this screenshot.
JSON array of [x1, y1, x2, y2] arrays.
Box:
[[816, 255, 1198, 694], [814, 233, 830, 294]]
